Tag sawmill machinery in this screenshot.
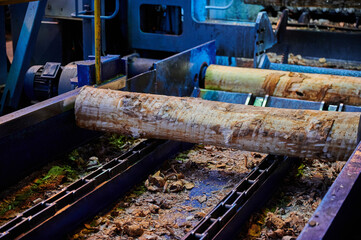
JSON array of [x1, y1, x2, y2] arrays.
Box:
[[1, 0, 361, 239]]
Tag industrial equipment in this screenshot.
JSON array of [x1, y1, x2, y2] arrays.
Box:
[[1, 0, 361, 239]]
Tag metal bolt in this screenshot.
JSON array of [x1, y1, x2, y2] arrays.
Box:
[[309, 220, 317, 227], [84, 4, 90, 11]]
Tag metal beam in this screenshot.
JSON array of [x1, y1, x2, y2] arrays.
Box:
[[0, 0, 37, 5], [94, 0, 102, 84], [299, 142, 361, 239], [0, 6, 6, 85], [0, 0, 47, 114]]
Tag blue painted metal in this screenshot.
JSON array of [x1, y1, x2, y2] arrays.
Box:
[[253, 12, 277, 68], [82, 17, 93, 59], [196, 89, 361, 112], [154, 40, 216, 97], [269, 62, 361, 77], [258, 54, 361, 77], [215, 56, 238, 66], [0, 6, 6, 85], [198, 89, 250, 105], [8, 3, 28, 55], [129, 0, 258, 58], [9, 4, 62, 66], [72, 0, 119, 20], [205, 0, 263, 22], [126, 69, 157, 94], [299, 142, 361, 240], [205, 0, 234, 10], [45, 0, 83, 19], [270, 29, 361, 62], [0, 0, 47, 114], [77, 55, 122, 87], [80, 0, 94, 59]]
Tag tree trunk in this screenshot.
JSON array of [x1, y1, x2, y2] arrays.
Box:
[[75, 87, 360, 161], [205, 65, 361, 106], [244, 0, 361, 8]]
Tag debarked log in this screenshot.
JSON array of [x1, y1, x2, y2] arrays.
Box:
[[205, 65, 361, 106], [75, 87, 361, 161]]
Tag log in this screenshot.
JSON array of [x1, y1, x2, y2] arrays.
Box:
[[244, 0, 361, 8], [75, 87, 360, 161], [205, 65, 361, 106]]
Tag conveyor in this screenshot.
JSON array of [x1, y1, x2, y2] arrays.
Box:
[[1, 1, 361, 239]]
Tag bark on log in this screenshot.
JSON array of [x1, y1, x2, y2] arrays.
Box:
[[75, 87, 360, 161], [205, 65, 361, 106], [244, 0, 361, 8]]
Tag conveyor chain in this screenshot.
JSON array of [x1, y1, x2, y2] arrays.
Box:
[[184, 155, 292, 240], [0, 139, 164, 239]]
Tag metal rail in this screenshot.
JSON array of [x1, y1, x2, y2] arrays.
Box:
[[299, 142, 361, 239], [94, 0, 102, 85], [194, 88, 361, 112], [183, 155, 294, 240], [0, 140, 193, 239], [205, 0, 234, 10]]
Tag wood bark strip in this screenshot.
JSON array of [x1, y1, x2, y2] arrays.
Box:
[[244, 0, 361, 8], [75, 87, 360, 161], [205, 65, 361, 106]]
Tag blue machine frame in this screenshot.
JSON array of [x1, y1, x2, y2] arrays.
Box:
[[0, 6, 6, 85], [0, 0, 48, 114], [129, 0, 260, 58]]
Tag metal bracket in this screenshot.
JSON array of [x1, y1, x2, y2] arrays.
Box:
[[254, 12, 277, 68], [154, 41, 216, 97], [275, 9, 288, 44], [41, 62, 61, 78]]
